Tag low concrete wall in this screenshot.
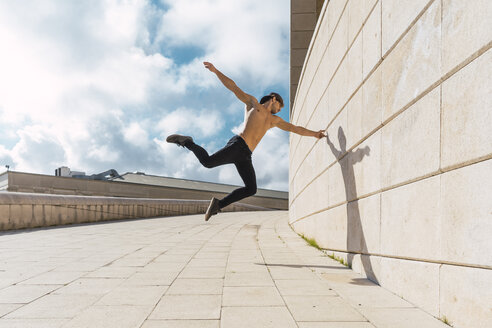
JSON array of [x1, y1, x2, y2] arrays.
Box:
[[289, 1, 492, 327], [2, 171, 288, 210], [0, 192, 269, 231]]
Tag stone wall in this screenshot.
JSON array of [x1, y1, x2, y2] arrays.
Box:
[[288, 1, 491, 327], [0, 192, 269, 231]]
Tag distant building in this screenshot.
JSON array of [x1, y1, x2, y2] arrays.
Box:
[[55, 166, 86, 177]]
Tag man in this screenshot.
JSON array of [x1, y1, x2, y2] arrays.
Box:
[[167, 62, 326, 221]]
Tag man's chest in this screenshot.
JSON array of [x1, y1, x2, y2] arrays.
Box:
[[246, 108, 272, 126]]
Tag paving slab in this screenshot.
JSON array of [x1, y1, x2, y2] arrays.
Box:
[[0, 284, 61, 303], [52, 278, 125, 295], [0, 318, 69, 328], [166, 278, 223, 295], [4, 294, 100, 319], [357, 308, 450, 328], [0, 211, 449, 327], [283, 295, 368, 322], [149, 295, 222, 319], [222, 286, 284, 306], [298, 323, 376, 328], [141, 319, 219, 328], [95, 285, 167, 305], [63, 305, 152, 328], [0, 304, 22, 317], [221, 307, 297, 328], [274, 279, 337, 296]]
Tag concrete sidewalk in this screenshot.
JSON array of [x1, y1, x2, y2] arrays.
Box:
[[0, 211, 449, 327]]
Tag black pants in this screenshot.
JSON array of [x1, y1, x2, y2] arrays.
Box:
[[185, 135, 256, 209]]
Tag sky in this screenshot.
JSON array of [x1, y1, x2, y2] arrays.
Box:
[[0, 0, 291, 191]]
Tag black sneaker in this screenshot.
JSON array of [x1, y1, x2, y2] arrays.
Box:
[[205, 197, 221, 221], [166, 134, 193, 147]]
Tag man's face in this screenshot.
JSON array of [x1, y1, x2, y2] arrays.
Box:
[[272, 98, 283, 114]]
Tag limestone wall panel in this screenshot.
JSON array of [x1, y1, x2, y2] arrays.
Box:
[[291, 217, 306, 236], [347, 0, 377, 45], [440, 159, 492, 267], [352, 130, 381, 198], [326, 0, 349, 44], [381, 88, 440, 189], [347, 94, 369, 154], [300, 20, 330, 105], [350, 254, 381, 282], [381, 0, 432, 56], [440, 265, 492, 328], [346, 32, 363, 100], [291, 181, 314, 221], [381, 0, 441, 121], [306, 169, 330, 217], [315, 205, 347, 251], [361, 66, 383, 136], [327, 158, 348, 207], [308, 92, 330, 136], [294, 136, 317, 177], [441, 49, 492, 170], [294, 139, 333, 201], [381, 176, 441, 261], [327, 3, 349, 72], [378, 257, 440, 316], [327, 60, 349, 119], [362, 1, 381, 79], [442, 0, 492, 74], [346, 193, 380, 254]]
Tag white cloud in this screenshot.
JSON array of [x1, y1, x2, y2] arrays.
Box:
[[123, 122, 150, 147], [157, 0, 290, 89], [0, 0, 289, 191], [0, 145, 13, 171], [10, 126, 66, 173], [157, 107, 225, 138]]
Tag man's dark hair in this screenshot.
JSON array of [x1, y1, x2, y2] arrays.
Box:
[[260, 92, 284, 107]]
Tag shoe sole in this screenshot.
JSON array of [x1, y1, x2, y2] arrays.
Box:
[[166, 135, 192, 147], [205, 198, 219, 221]]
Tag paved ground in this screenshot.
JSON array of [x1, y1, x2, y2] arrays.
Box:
[[0, 211, 449, 328]]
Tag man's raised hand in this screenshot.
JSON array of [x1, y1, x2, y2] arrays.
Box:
[[203, 62, 217, 73], [316, 130, 327, 139]]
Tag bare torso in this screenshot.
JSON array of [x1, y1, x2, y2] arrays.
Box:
[[239, 104, 275, 152]]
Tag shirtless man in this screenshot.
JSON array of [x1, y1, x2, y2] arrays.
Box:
[[167, 62, 326, 221]]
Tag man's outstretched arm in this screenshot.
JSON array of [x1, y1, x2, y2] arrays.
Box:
[[272, 116, 326, 139], [204, 62, 257, 108]]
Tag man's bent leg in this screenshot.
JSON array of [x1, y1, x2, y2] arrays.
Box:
[[218, 159, 257, 209]]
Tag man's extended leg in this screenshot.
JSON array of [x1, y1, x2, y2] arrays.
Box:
[[205, 159, 256, 221], [218, 159, 257, 209]]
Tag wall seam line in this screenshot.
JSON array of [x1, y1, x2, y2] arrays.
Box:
[[320, 249, 492, 271]]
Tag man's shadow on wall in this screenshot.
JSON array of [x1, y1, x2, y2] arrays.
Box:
[[326, 127, 376, 283]]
